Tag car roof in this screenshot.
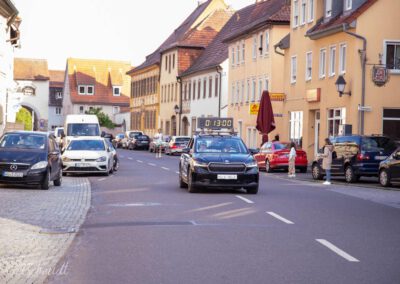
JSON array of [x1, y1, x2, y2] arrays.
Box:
[[69, 136, 105, 141], [5, 130, 49, 137]]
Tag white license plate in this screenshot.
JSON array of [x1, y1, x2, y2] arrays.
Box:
[[75, 163, 91, 167], [217, 174, 237, 180], [3, 171, 23, 177], [375, 156, 387, 160]]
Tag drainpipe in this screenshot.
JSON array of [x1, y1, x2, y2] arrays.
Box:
[[274, 44, 285, 57], [216, 66, 222, 118], [343, 24, 367, 135], [176, 76, 182, 135]]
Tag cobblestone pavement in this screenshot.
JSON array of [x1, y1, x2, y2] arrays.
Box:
[[0, 177, 91, 284]]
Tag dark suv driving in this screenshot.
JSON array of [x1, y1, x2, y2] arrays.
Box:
[[178, 133, 259, 194], [312, 135, 397, 183]]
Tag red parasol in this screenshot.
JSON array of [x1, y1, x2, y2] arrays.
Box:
[[256, 91, 275, 145]]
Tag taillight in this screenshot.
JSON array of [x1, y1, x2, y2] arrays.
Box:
[[357, 153, 370, 161], [171, 144, 177, 149]]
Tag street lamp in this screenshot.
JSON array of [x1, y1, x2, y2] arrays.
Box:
[[335, 75, 351, 97]]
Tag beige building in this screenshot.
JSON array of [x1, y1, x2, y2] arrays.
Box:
[[226, 0, 290, 148], [276, 0, 400, 159]]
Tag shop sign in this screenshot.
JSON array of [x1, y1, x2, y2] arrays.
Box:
[[249, 103, 259, 115], [372, 65, 389, 87], [306, 88, 321, 102], [270, 93, 286, 101]]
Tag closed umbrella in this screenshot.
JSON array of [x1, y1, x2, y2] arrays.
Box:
[[256, 91, 275, 145]]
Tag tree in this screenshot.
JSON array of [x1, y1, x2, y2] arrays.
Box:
[[85, 107, 115, 129], [16, 107, 32, 130]]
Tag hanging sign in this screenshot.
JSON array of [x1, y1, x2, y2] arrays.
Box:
[[249, 103, 259, 115], [372, 65, 389, 87]]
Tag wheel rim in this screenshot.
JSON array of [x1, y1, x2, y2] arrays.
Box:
[[380, 170, 388, 185], [345, 168, 352, 181], [266, 161, 270, 172], [312, 165, 319, 178]]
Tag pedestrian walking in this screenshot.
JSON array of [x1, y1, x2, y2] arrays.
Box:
[[154, 129, 163, 158], [288, 142, 296, 178], [273, 134, 280, 142], [321, 138, 334, 185]]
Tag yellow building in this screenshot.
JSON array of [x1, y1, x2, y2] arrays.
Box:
[[277, 0, 400, 159], [226, 0, 290, 148]]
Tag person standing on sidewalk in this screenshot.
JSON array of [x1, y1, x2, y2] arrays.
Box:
[[321, 138, 334, 185], [154, 129, 163, 158], [288, 142, 297, 178]]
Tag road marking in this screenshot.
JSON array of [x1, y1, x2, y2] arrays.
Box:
[[175, 171, 179, 174], [191, 202, 233, 212], [235, 195, 254, 204], [98, 178, 106, 181], [161, 167, 170, 171], [316, 239, 360, 262], [266, 212, 294, 224], [148, 163, 156, 167], [137, 160, 143, 163], [128, 157, 133, 160]]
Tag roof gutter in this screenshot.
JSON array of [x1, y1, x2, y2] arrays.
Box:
[[306, 24, 343, 40]]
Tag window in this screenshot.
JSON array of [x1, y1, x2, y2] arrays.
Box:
[[265, 78, 269, 92], [242, 41, 245, 63], [241, 81, 245, 103], [56, 92, 62, 99], [326, 0, 332, 17], [78, 85, 94, 95], [291, 56, 297, 83], [385, 41, 400, 71], [203, 78, 207, 98], [79, 106, 84, 114], [306, 51, 312, 81], [289, 111, 303, 146], [215, 75, 219, 97], [188, 82, 192, 100], [113, 106, 120, 114], [339, 43, 347, 74], [246, 80, 250, 102], [328, 108, 346, 137], [308, 0, 314, 22], [172, 53, 175, 69], [319, 48, 326, 78], [165, 56, 167, 71], [113, 86, 121, 96], [231, 84, 235, 105], [209, 77, 212, 98], [231, 47, 235, 66], [300, 0, 306, 25], [197, 80, 201, 99], [87, 85, 94, 95], [246, 127, 258, 149], [259, 33, 263, 56], [258, 79, 263, 101], [78, 85, 85, 95], [383, 109, 400, 139], [168, 55, 171, 73], [252, 36, 257, 59], [265, 31, 270, 54], [345, 0, 352, 11], [329, 46, 336, 77], [55, 107, 62, 115], [236, 81, 240, 104], [236, 44, 240, 64], [293, 0, 299, 27], [251, 79, 256, 102], [193, 81, 196, 100], [183, 83, 187, 100]]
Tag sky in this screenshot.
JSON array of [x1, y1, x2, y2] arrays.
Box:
[[13, 0, 252, 70]]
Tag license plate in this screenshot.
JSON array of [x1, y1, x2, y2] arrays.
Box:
[[217, 174, 237, 180], [75, 163, 91, 167], [3, 171, 23, 177], [375, 156, 387, 160]]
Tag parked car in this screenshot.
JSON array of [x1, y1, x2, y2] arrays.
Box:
[[106, 139, 119, 171], [62, 137, 114, 175], [128, 134, 150, 150], [311, 135, 397, 183], [165, 136, 191, 155], [112, 133, 125, 148], [0, 131, 62, 189], [149, 135, 170, 153], [253, 141, 308, 173], [378, 147, 400, 187], [121, 130, 144, 149]]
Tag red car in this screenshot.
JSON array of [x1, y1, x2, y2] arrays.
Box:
[[253, 141, 308, 173]]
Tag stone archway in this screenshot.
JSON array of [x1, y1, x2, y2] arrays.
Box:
[[16, 105, 39, 131]]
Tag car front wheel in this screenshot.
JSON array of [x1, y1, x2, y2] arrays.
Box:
[[265, 160, 272, 173], [179, 167, 187, 188], [245, 185, 258, 194], [187, 169, 197, 193], [311, 163, 323, 180], [41, 170, 50, 190], [54, 170, 62, 186], [379, 169, 391, 187], [345, 166, 357, 183]]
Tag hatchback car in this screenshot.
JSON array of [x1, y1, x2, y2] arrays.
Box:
[[128, 134, 150, 150], [62, 137, 114, 175], [121, 130, 144, 149], [253, 141, 308, 173], [0, 131, 62, 189], [312, 135, 397, 182], [165, 136, 191, 155], [378, 147, 400, 187], [112, 133, 125, 148]]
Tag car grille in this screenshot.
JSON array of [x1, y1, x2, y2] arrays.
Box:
[[0, 164, 30, 171], [64, 167, 102, 172], [70, 159, 97, 162], [208, 163, 246, 173]]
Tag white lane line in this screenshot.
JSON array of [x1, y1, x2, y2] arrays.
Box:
[[137, 160, 143, 163], [128, 157, 133, 160], [148, 163, 156, 167], [266, 212, 294, 224], [161, 167, 170, 171], [316, 239, 360, 262], [175, 171, 180, 174], [98, 178, 106, 182], [235, 195, 254, 204]]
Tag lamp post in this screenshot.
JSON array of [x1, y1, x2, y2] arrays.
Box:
[[335, 75, 351, 97], [174, 104, 180, 135]]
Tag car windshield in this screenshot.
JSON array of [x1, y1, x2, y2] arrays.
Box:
[[196, 137, 248, 154], [176, 138, 190, 143], [274, 142, 290, 150], [67, 124, 100, 136], [116, 134, 124, 139], [67, 140, 105, 151], [56, 128, 64, 137], [129, 132, 142, 138], [0, 133, 46, 150], [362, 137, 397, 153], [137, 135, 149, 140]]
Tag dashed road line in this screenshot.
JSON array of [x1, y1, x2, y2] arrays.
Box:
[[266, 212, 294, 224], [137, 160, 143, 163], [98, 178, 106, 182], [161, 167, 170, 171], [175, 171, 180, 174], [235, 195, 254, 204], [148, 163, 156, 167], [128, 157, 133, 160], [316, 239, 360, 262]]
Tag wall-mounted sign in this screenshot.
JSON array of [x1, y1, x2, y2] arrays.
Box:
[[274, 113, 283, 117], [306, 88, 321, 102], [372, 65, 389, 87], [270, 93, 286, 101], [249, 103, 259, 115], [358, 105, 372, 112]]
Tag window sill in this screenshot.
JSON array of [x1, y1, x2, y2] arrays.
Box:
[[305, 78, 312, 82], [319, 76, 326, 80], [389, 70, 400, 75]]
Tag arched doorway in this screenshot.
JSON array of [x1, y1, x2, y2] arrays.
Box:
[[16, 106, 38, 131], [171, 115, 177, 136], [182, 116, 189, 136]]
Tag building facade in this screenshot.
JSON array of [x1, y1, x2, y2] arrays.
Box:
[[225, 0, 290, 148], [48, 70, 64, 130], [278, 0, 400, 159]]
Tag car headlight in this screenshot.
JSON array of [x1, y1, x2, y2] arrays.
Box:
[[31, 161, 48, 170], [193, 160, 208, 167], [245, 160, 258, 168], [62, 156, 71, 162], [96, 156, 107, 162]]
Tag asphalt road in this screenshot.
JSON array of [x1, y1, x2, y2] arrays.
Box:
[[49, 149, 400, 284]]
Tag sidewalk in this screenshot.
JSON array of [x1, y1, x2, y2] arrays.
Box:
[[0, 177, 91, 284]]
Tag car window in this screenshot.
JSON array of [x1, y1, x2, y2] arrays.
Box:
[[365, 137, 397, 153], [137, 135, 149, 140], [67, 140, 105, 151], [67, 124, 100, 136], [274, 142, 290, 150], [0, 133, 46, 150], [175, 138, 190, 143], [195, 137, 248, 154]]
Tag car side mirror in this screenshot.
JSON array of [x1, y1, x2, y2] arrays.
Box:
[[101, 131, 106, 137], [249, 148, 259, 155], [394, 152, 400, 160], [182, 148, 190, 154]]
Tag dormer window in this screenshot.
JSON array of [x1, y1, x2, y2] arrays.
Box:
[[78, 85, 85, 95], [78, 85, 94, 95], [325, 0, 332, 17], [87, 86, 94, 95], [113, 86, 121, 96], [56, 92, 62, 99], [345, 0, 352, 11]]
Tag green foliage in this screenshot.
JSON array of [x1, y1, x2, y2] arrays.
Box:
[[16, 107, 32, 130], [85, 107, 115, 129]]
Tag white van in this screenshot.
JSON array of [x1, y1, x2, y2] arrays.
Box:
[[63, 114, 101, 147]]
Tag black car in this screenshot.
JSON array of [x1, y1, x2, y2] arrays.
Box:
[[312, 135, 397, 183], [378, 147, 400, 187], [128, 134, 150, 150], [179, 133, 259, 194], [0, 131, 62, 189]]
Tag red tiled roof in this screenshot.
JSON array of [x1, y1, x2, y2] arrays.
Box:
[[223, 0, 290, 43], [49, 70, 64, 88], [306, 0, 378, 39], [67, 58, 131, 106], [14, 58, 49, 81]]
